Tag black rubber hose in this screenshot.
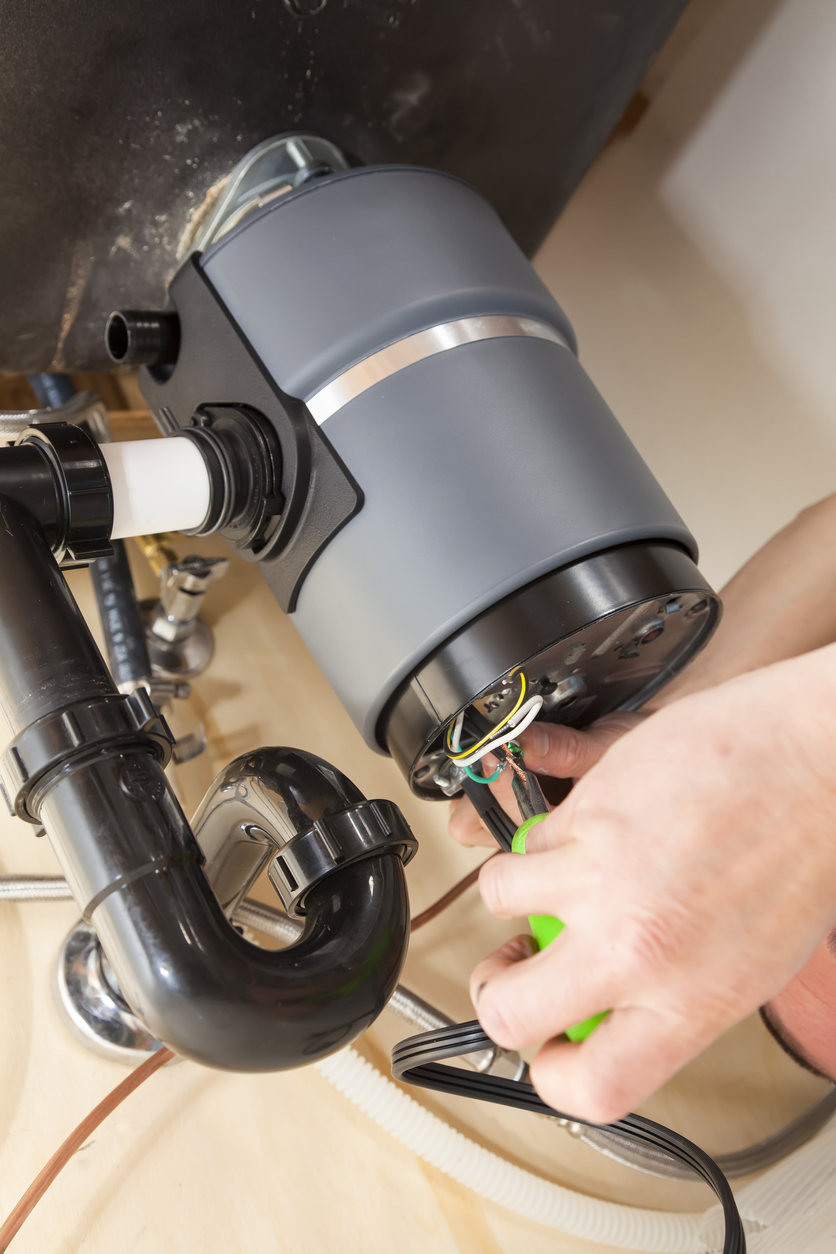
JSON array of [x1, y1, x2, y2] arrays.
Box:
[[27, 373, 75, 408], [90, 540, 151, 689], [0, 497, 113, 729], [0, 497, 411, 1070]]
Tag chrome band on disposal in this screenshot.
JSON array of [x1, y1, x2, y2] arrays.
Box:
[[306, 315, 570, 424]]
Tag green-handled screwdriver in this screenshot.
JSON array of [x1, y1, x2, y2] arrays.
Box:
[[512, 812, 609, 1042]]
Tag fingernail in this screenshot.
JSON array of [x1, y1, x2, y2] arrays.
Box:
[[521, 723, 548, 760], [473, 981, 487, 1007]]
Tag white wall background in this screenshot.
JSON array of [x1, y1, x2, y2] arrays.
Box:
[[534, 0, 836, 591]]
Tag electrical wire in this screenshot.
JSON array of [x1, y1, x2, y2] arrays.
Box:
[[445, 671, 530, 761], [0, 1046, 174, 1252], [459, 774, 518, 850], [2, 876, 831, 1183], [463, 762, 504, 784], [410, 855, 498, 931], [392, 1022, 746, 1254], [407, 716, 744, 1252], [0, 874, 826, 1247], [468, 696, 544, 760], [220, 892, 836, 1186], [449, 710, 465, 753], [447, 695, 545, 768], [445, 672, 525, 758], [0, 863, 493, 1250]]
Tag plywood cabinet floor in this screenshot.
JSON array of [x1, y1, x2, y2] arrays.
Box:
[[0, 541, 826, 1254]]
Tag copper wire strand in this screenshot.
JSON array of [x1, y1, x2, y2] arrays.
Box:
[[500, 746, 528, 782], [410, 854, 498, 931], [0, 1046, 175, 1252]]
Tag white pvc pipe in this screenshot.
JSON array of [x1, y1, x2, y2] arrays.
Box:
[[101, 438, 211, 539]]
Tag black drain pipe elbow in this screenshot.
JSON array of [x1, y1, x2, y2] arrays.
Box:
[[0, 496, 412, 1070], [43, 756, 412, 1069]]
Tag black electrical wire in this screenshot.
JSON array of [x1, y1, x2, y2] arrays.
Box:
[[458, 743, 550, 848], [449, 698, 553, 847], [459, 772, 517, 850], [392, 1022, 746, 1254]]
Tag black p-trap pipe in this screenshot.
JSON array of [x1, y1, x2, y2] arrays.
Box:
[[0, 495, 411, 1069]]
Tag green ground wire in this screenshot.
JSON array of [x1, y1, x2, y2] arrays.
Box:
[[464, 764, 504, 784]]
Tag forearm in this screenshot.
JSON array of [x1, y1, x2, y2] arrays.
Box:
[[652, 492, 836, 707]]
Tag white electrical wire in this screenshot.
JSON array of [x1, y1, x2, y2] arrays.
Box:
[[452, 696, 545, 768]]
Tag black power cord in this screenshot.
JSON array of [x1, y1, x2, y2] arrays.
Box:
[[459, 771, 517, 850], [392, 1022, 746, 1254]]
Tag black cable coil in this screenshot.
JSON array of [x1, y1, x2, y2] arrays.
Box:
[[392, 1021, 746, 1254]]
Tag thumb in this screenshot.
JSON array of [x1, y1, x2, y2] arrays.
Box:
[[517, 712, 644, 780]]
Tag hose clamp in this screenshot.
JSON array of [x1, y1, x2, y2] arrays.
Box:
[[174, 406, 284, 551], [267, 798, 418, 916], [0, 690, 174, 822]]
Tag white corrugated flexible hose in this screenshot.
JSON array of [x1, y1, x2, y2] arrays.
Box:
[[5, 877, 836, 1249], [315, 1044, 836, 1253]]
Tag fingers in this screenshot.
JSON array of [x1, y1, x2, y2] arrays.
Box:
[[448, 796, 496, 848], [517, 712, 643, 780], [469, 933, 538, 1005], [528, 1004, 703, 1124], [478, 840, 581, 920], [471, 932, 612, 1050], [449, 710, 643, 847], [471, 934, 709, 1123], [448, 711, 643, 850]]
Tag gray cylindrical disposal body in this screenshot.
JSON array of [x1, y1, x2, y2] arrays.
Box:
[[201, 167, 696, 749]]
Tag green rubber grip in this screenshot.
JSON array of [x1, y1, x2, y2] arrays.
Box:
[[512, 815, 608, 1043]]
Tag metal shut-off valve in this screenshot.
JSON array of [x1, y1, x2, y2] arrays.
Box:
[[137, 534, 228, 680]]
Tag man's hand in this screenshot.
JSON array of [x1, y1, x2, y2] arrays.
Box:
[[471, 646, 836, 1123]]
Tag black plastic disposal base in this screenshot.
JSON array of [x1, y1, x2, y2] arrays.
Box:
[[384, 543, 720, 798]]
